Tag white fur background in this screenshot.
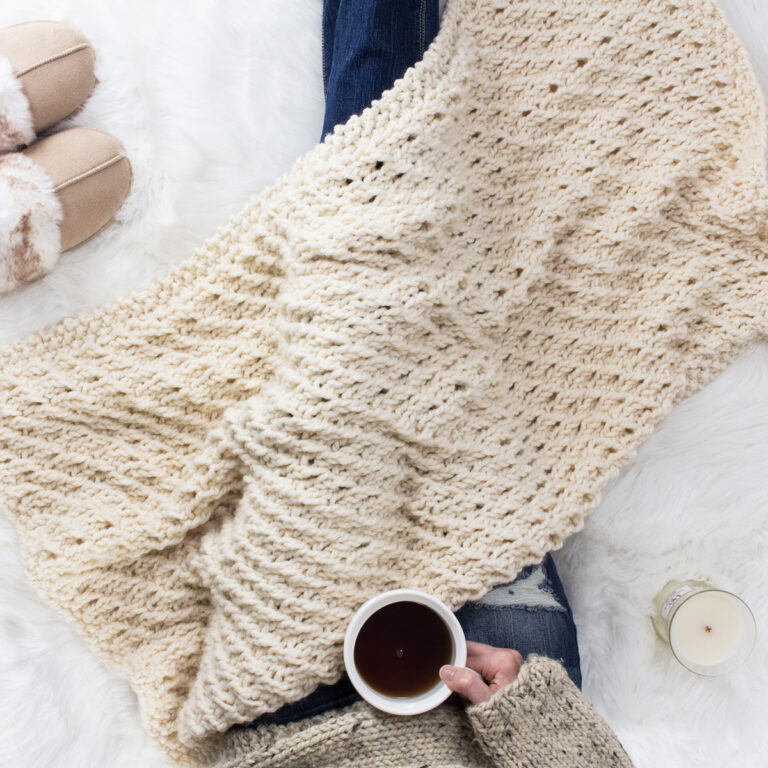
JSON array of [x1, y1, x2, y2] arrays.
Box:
[[0, 1, 766, 766]]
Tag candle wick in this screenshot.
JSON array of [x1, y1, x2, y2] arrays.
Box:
[[704, 625, 713, 633]]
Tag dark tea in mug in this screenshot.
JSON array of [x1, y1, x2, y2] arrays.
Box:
[[353, 600, 454, 697]]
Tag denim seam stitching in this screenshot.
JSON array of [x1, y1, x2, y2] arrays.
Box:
[[418, 0, 427, 57], [321, 25, 329, 96], [459, 603, 568, 613]]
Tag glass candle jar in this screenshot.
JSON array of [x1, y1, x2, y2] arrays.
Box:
[[652, 579, 756, 676]]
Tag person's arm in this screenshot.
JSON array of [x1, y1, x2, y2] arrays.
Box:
[[441, 644, 633, 768]]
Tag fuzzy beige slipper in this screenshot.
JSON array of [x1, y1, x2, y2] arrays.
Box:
[[0, 20, 96, 152], [0, 152, 62, 293], [24, 126, 132, 252], [0, 126, 131, 293]]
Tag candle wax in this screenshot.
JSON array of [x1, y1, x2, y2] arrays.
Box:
[[669, 591, 745, 667]]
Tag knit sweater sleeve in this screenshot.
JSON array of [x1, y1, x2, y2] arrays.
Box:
[[466, 656, 633, 768]]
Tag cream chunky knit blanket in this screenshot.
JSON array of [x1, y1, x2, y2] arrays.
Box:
[[1, 0, 768, 764]]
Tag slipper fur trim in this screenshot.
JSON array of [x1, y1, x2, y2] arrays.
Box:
[[0, 153, 62, 294], [0, 53, 35, 152]]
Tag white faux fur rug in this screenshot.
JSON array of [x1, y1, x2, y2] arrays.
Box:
[[0, 1, 766, 766]]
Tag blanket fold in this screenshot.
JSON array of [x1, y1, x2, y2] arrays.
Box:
[[2, 0, 768, 764]]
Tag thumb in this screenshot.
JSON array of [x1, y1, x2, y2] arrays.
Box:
[[440, 664, 492, 704]]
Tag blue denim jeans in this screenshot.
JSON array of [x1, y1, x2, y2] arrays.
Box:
[[456, 554, 582, 690], [254, 0, 582, 726], [321, 0, 440, 138]]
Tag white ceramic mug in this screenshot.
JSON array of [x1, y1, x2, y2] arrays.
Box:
[[343, 588, 467, 715]]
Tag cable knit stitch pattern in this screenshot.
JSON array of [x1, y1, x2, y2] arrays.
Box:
[[1, 0, 768, 764]]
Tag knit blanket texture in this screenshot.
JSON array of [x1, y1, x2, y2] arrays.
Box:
[[1, 0, 767, 764]]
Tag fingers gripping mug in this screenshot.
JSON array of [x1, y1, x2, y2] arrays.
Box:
[[344, 589, 467, 715]]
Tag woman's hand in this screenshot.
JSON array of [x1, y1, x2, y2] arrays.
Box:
[[439, 641, 524, 704]]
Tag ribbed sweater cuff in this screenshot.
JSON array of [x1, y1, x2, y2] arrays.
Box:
[[467, 656, 634, 768]]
